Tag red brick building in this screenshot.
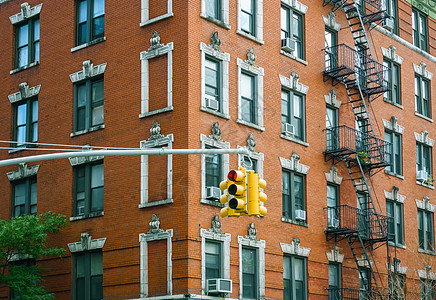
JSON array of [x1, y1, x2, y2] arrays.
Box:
[[0, 0, 435, 299]]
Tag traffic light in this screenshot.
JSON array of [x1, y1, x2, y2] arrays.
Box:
[[219, 174, 240, 218], [227, 167, 247, 211], [247, 171, 267, 216]]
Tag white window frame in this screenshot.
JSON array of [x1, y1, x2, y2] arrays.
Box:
[[415, 130, 434, 188], [139, 133, 174, 208], [236, 0, 263, 43], [200, 134, 230, 206], [200, 0, 230, 28], [200, 228, 231, 294], [140, 0, 173, 27], [200, 42, 230, 119], [140, 42, 174, 118], [237, 58, 264, 131], [238, 235, 265, 299]]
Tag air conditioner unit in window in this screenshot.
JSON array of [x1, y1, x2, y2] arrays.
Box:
[[295, 209, 306, 221], [417, 170, 428, 182], [282, 123, 294, 135], [281, 38, 295, 52], [206, 186, 221, 200], [382, 18, 395, 31], [205, 95, 219, 111], [207, 278, 232, 294], [77, 206, 85, 216]]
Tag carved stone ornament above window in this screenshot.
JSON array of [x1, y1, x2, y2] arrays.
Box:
[[381, 46, 403, 65], [279, 73, 309, 95], [8, 82, 41, 104], [383, 116, 404, 134], [140, 214, 173, 242], [210, 215, 223, 234], [415, 130, 434, 147], [387, 258, 408, 275], [324, 89, 341, 108], [209, 122, 222, 141], [326, 246, 344, 263], [416, 196, 435, 212], [68, 232, 106, 253], [280, 237, 311, 257], [149, 31, 164, 50], [9, 2, 43, 25], [357, 255, 373, 268], [69, 60, 107, 83], [354, 179, 369, 193], [414, 62, 433, 80], [148, 214, 164, 234], [280, 153, 309, 174], [210, 32, 221, 52], [69, 145, 103, 166], [7, 163, 39, 181], [281, 0, 308, 14], [149, 121, 164, 140], [245, 222, 257, 241], [323, 12, 341, 31], [418, 265, 436, 280], [384, 186, 405, 204], [325, 167, 343, 185], [246, 134, 256, 152]]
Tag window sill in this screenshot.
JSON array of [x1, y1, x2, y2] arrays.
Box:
[[140, 12, 174, 27], [281, 217, 308, 227], [280, 50, 308, 66], [201, 198, 224, 207], [388, 242, 406, 249], [70, 211, 104, 221], [280, 133, 308, 147], [236, 30, 264, 45], [383, 98, 403, 109], [416, 180, 434, 189], [10, 61, 39, 75], [139, 106, 174, 118], [200, 106, 231, 119], [415, 112, 433, 123], [418, 248, 436, 255], [70, 124, 105, 137], [139, 198, 173, 208], [71, 37, 106, 52], [236, 119, 265, 131], [200, 14, 231, 29], [384, 170, 404, 179]]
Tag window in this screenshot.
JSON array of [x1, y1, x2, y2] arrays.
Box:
[[383, 59, 401, 105], [412, 8, 428, 52], [74, 78, 104, 132], [415, 74, 430, 118], [74, 162, 104, 217], [205, 57, 222, 112], [283, 255, 306, 300], [326, 105, 338, 150], [205, 240, 222, 279], [324, 28, 337, 70], [416, 143, 432, 179], [205, 0, 221, 20], [241, 72, 256, 124], [76, 0, 105, 46], [385, 130, 402, 175], [73, 251, 103, 300], [386, 200, 404, 246], [282, 89, 305, 141], [11, 178, 36, 217], [385, 0, 398, 34], [13, 97, 38, 147], [281, 5, 304, 59], [237, 0, 263, 41], [14, 18, 39, 68], [205, 145, 222, 201], [328, 263, 341, 300], [327, 184, 339, 228], [282, 170, 305, 222], [389, 273, 405, 300], [420, 279, 436, 300], [418, 209, 434, 252], [359, 268, 370, 300], [240, 0, 255, 35], [242, 247, 257, 299]]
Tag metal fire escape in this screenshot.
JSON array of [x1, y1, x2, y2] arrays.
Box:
[[322, 0, 395, 298]]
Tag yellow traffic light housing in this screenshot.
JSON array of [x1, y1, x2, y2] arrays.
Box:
[[247, 171, 267, 217], [219, 175, 240, 218], [227, 167, 247, 212]]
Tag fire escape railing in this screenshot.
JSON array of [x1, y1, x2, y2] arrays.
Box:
[[326, 287, 386, 300], [326, 0, 388, 22]]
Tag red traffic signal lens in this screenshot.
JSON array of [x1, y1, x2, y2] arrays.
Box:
[[228, 170, 244, 181]]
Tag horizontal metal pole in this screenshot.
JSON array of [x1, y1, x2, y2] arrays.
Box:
[[0, 148, 250, 167]]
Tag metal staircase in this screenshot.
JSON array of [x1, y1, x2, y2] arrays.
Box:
[[322, 0, 397, 298]]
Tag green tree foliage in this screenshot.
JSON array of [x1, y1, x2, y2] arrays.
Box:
[[0, 212, 67, 299]]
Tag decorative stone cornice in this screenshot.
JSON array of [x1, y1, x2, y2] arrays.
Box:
[[279, 73, 309, 95], [140, 215, 173, 242], [8, 82, 41, 103], [415, 130, 434, 147], [357, 255, 373, 268], [418, 265, 436, 280], [326, 246, 344, 263], [9, 2, 43, 24], [323, 12, 341, 31], [384, 186, 405, 204], [281, 0, 307, 13], [387, 258, 408, 275], [280, 153, 309, 174], [325, 167, 342, 185], [69, 60, 107, 83], [280, 238, 310, 257], [200, 215, 230, 241], [381, 46, 403, 65], [68, 233, 106, 253], [414, 62, 433, 80], [7, 163, 39, 181], [383, 116, 404, 134], [69, 146, 103, 166], [324, 89, 341, 108], [355, 179, 369, 192], [416, 196, 435, 212]]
